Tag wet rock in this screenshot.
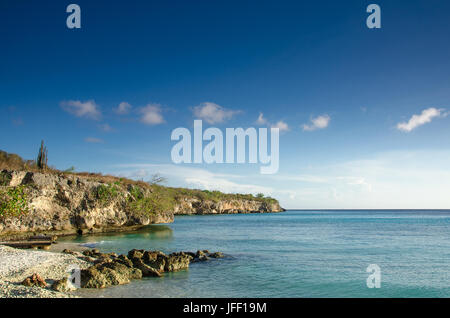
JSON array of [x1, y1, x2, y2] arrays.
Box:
[[128, 249, 144, 259], [22, 273, 47, 288], [62, 249, 83, 257], [208, 252, 224, 258], [164, 253, 191, 272], [82, 249, 101, 257], [115, 255, 134, 268], [131, 257, 162, 277], [80, 262, 139, 289], [93, 256, 113, 265], [195, 250, 209, 258], [100, 261, 142, 280], [51, 277, 77, 292], [143, 251, 167, 272], [79, 256, 96, 263]]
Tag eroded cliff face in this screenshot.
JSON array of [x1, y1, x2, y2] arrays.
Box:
[[0, 171, 173, 239], [0, 171, 283, 239], [174, 197, 283, 215]]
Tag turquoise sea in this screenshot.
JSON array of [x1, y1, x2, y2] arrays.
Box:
[[61, 210, 450, 298]]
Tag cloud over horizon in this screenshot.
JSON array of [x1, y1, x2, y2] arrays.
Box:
[[139, 104, 165, 125], [256, 113, 289, 132], [302, 114, 330, 131], [193, 102, 240, 124], [60, 100, 101, 120], [397, 107, 444, 132], [256, 113, 267, 125], [114, 102, 132, 115], [271, 120, 289, 132]]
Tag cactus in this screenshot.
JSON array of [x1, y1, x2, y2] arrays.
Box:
[[36, 140, 48, 170]]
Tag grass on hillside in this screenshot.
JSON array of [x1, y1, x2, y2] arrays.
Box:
[[0, 149, 279, 207]]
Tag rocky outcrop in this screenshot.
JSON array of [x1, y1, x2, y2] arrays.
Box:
[[51, 278, 77, 292], [79, 248, 220, 289], [0, 170, 173, 239], [22, 273, 47, 288], [0, 170, 284, 239], [174, 197, 284, 215]]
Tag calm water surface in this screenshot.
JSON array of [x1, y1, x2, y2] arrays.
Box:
[[60, 210, 450, 297]]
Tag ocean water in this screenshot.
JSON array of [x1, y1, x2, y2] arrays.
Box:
[[61, 210, 450, 298]]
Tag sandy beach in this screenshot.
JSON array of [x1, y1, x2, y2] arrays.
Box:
[[0, 244, 90, 298]]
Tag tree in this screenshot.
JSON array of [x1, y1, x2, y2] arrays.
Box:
[[36, 140, 48, 170]]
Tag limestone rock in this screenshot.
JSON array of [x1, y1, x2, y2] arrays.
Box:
[[0, 169, 282, 239], [51, 277, 77, 292], [131, 257, 162, 277], [164, 253, 191, 272], [22, 273, 47, 288]]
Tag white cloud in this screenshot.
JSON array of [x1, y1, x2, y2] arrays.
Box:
[[271, 120, 289, 132], [192, 102, 240, 124], [114, 164, 273, 196], [114, 102, 132, 115], [302, 114, 330, 131], [257, 113, 289, 132], [397, 107, 444, 132], [84, 137, 103, 143], [61, 100, 101, 120], [139, 104, 165, 125], [256, 113, 267, 125]]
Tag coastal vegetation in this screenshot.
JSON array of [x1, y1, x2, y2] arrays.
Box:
[[0, 147, 282, 236], [0, 147, 278, 209], [0, 185, 29, 219]]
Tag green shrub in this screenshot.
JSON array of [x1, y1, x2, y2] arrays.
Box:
[[96, 183, 121, 205], [0, 171, 12, 186], [129, 185, 144, 200], [0, 185, 29, 219], [127, 185, 175, 216]]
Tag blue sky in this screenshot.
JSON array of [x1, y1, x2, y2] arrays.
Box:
[[1, 0, 450, 208]]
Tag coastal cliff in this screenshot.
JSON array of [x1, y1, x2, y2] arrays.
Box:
[[0, 170, 284, 239]]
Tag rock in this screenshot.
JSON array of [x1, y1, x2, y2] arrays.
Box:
[[143, 251, 167, 272], [184, 251, 196, 258], [131, 257, 162, 277], [51, 278, 77, 292], [82, 249, 101, 257], [194, 255, 210, 262], [115, 255, 134, 268], [80, 263, 138, 288], [62, 249, 83, 257], [22, 273, 47, 288], [195, 250, 208, 258], [80, 267, 108, 288], [79, 256, 96, 263], [0, 169, 281, 239], [164, 253, 191, 272], [208, 252, 224, 258], [128, 249, 144, 259], [93, 256, 113, 265], [100, 261, 142, 280]]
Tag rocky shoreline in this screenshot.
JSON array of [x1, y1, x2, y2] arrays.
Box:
[[0, 244, 225, 298], [0, 170, 284, 240]]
